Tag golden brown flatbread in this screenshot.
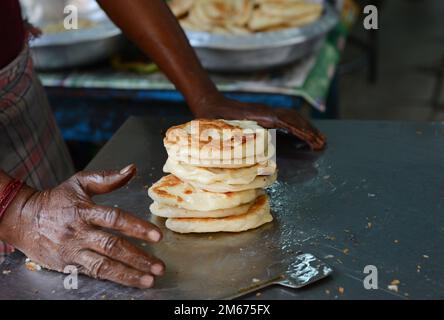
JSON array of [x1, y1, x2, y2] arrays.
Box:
[[165, 195, 273, 233], [164, 119, 273, 168], [148, 174, 264, 211]]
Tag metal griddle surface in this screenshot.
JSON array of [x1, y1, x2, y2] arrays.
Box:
[[1, 117, 444, 299]]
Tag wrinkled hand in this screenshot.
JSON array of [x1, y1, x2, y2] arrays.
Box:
[[194, 97, 326, 150], [0, 164, 164, 288]]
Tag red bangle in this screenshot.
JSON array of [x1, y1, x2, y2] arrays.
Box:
[[0, 179, 24, 220]]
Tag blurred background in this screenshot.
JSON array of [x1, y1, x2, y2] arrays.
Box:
[[19, 0, 444, 169]]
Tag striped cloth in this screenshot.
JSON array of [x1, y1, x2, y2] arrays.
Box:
[[0, 45, 74, 263]]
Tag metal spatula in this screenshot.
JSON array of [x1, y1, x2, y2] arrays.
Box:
[[228, 253, 333, 299]]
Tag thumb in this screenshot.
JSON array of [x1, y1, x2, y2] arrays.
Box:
[[74, 164, 136, 196]]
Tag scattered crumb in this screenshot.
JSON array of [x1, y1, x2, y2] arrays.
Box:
[[113, 204, 119, 208], [323, 175, 330, 180], [338, 287, 344, 294], [2, 270, 11, 275], [390, 279, 400, 285], [404, 292, 409, 297], [141, 242, 147, 247], [25, 259, 42, 272], [51, 290, 56, 294], [101, 295, 107, 299], [423, 255, 429, 259], [342, 248, 350, 255], [387, 285, 398, 293], [367, 222, 372, 228], [252, 278, 260, 283], [367, 193, 376, 198], [325, 289, 330, 295], [324, 255, 334, 259], [394, 240, 399, 244], [417, 265, 421, 273], [256, 292, 262, 297]]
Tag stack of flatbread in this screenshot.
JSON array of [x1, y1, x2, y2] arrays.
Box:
[[148, 119, 277, 233], [168, 0, 323, 34]]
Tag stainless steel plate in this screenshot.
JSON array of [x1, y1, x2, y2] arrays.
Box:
[[29, 21, 122, 70], [22, 1, 337, 71], [21, 0, 123, 69], [186, 3, 338, 72]]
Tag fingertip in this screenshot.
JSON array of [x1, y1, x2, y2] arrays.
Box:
[[151, 263, 165, 276], [140, 275, 154, 288], [148, 229, 162, 242], [120, 164, 136, 176]]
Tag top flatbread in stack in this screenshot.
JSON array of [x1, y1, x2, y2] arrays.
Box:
[[148, 119, 277, 234], [164, 119, 273, 168]]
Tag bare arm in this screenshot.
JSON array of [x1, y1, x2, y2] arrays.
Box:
[[97, 0, 326, 149], [97, 0, 220, 113]]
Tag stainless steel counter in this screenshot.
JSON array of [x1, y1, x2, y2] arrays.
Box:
[[1, 117, 444, 299]]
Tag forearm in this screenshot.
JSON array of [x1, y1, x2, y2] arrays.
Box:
[[97, 0, 222, 113]]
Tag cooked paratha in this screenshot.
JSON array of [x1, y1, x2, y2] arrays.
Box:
[[163, 158, 276, 185], [186, 170, 277, 192], [165, 195, 273, 233], [164, 119, 274, 168], [168, 0, 195, 18], [148, 174, 264, 211], [187, 0, 253, 33], [150, 200, 253, 218], [168, 0, 323, 34]]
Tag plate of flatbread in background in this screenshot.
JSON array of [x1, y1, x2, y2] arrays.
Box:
[[169, 0, 324, 34], [166, 0, 338, 71]]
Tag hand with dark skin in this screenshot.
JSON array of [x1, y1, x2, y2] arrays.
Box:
[[194, 97, 327, 150], [97, 0, 326, 150], [0, 165, 165, 288]]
